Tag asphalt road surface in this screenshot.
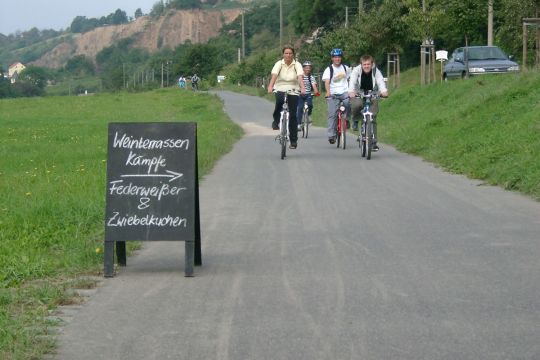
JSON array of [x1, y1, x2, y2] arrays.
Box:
[[55, 91, 540, 360]]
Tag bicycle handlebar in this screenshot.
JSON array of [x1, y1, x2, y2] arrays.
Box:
[[326, 94, 350, 100], [354, 91, 382, 100]]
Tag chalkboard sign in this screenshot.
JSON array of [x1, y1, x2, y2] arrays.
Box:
[[103, 122, 201, 277]]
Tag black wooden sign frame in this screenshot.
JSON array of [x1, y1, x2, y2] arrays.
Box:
[[103, 122, 201, 277]]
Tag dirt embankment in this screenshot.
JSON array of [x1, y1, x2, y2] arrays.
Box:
[[32, 8, 242, 69]]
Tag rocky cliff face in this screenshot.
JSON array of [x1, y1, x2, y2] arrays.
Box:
[[32, 9, 242, 69]]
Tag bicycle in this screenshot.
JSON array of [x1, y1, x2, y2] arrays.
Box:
[[274, 90, 298, 159], [333, 96, 348, 150], [299, 92, 319, 139], [356, 91, 380, 160]]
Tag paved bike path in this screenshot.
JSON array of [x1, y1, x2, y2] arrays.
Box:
[[55, 91, 540, 360]]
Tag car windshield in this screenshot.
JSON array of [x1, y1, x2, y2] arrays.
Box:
[[467, 47, 507, 60]]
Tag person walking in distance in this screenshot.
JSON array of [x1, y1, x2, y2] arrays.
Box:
[[348, 55, 388, 151], [267, 45, 306, 149], [322, 48, 351, 144]]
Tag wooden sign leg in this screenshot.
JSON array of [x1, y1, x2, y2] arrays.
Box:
[[104, 242, 115, 277], [185, 241, 194, 277], [195, 238, 202, 266], [116, 241, 126, 266]]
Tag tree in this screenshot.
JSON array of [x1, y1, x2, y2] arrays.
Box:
[[225, 50, 279, 85], [65, 55, 95, 76], [0, 73, 13, 98], [109, 9, 129, 25], [18, 66, 48, 89], [70, 16, 100, 33], [169, 0, 201, 9], [150, 1, 166, 18], [289, 0, 360, 34], [135, 8, 143, 18], [430, 0, 487, 49], [495, 0, 539, 58], [177, 44, 223, 78]]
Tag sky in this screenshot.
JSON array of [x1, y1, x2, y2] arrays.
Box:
[[0, 0, 158, 35]]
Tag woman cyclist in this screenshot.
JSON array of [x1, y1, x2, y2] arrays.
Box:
[[267, 45, 305, 149]]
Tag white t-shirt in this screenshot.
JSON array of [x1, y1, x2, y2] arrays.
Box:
[[322, 64, 350, 94]]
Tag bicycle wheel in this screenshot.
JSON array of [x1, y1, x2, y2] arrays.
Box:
[[280, 113, 288, 159], [366, 121, 373, 160], [303, 112, 309, 138], [336, 114, 341, 148], [360, 120, 367, 157], [341, 116, 347, 150]]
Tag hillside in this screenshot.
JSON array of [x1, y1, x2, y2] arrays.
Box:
[[30, 8, 242, 69]]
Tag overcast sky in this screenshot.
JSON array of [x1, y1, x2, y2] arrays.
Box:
[[0, 0, 158, 35]]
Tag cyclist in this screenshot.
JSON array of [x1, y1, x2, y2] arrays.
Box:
[[296, 61, 319, 130], [191, 74, 199, 90], [178, 76, 186, 89], [267, 44, 306, 150], [348, 55, 388, 151], [322, 48, 351, 144]]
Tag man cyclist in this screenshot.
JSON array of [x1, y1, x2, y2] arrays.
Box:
[[296, 61, 319, 130], [322, 48, 351, 144], [191, 74, 199, 90], [348, 55, 388, 151]]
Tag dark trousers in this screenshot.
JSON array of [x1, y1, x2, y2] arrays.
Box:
[[273, 92, 299, 143], [296, 94, 313, 122]]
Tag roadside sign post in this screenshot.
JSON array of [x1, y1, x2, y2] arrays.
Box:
[[103, 122, 201, 277], [436, 50, 448, 82]]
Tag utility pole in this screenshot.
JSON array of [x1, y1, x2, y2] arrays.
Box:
[[166, 61, 170, 87], [241, 10, 245, 58], [279, 0, 283, 48], [359, 0, 363, 16], [488, 0, 493, 46], [345, 7, 349, 28]]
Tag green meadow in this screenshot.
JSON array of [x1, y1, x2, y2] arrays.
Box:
[[0, 89, 243, 358]]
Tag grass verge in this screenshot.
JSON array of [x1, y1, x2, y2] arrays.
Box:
[[0, 88, 243, 359], [381, 71, 539, 200]]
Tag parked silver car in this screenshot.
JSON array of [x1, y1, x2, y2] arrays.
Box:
[[443, 46, 520, 80]]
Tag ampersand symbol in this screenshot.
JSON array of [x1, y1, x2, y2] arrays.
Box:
[[138, 197, 151, 210]]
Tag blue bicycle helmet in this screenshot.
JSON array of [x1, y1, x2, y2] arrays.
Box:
[[330, 48, 343, 57]]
